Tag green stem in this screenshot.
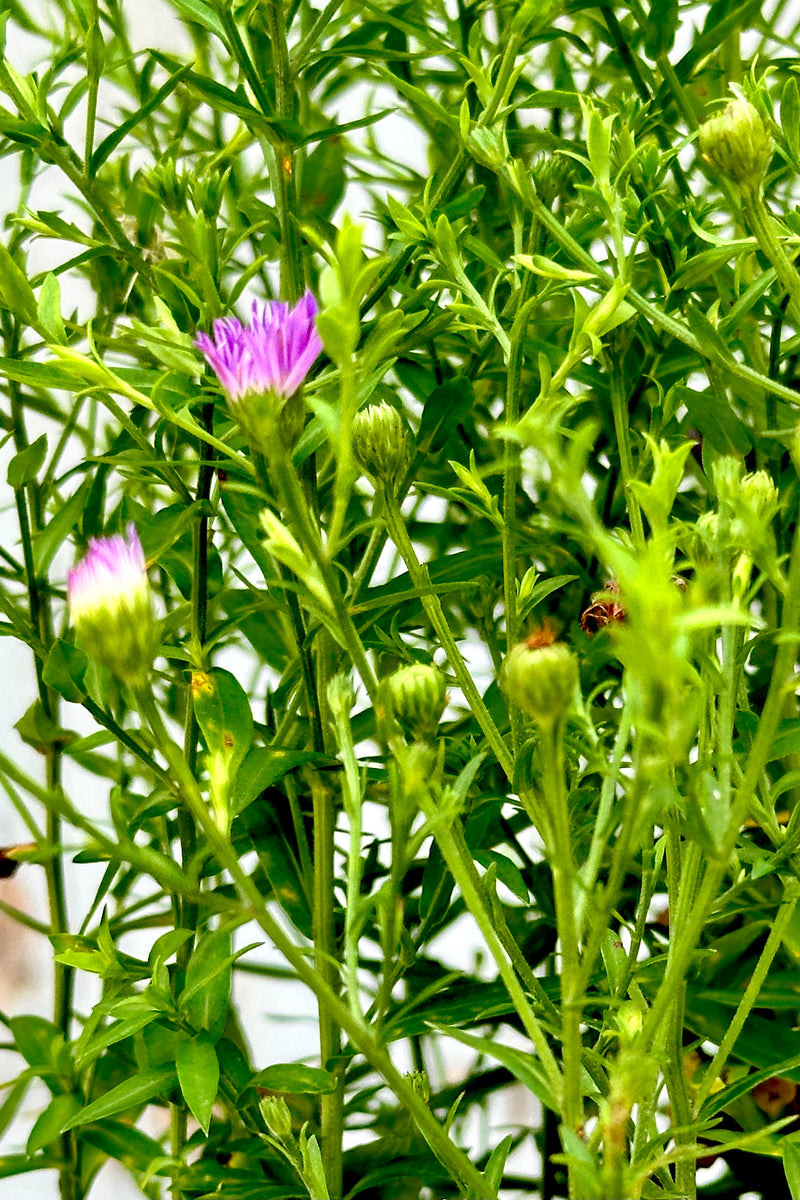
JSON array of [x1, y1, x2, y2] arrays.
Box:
[[608, 358, 646, 549], [8, 366, 78, 1200], [741, 186, 800, 326], [263, 0, 304, 303], [415, 781, 563, 1099], [661, 816, 695, 1200], [269, 447, 378, 702], [502, 267, 535, 754], [641, 840, 705, 1051], [381, 490, 514, 780], [172, 405, 214, 1194], [539, 723, 582, 1165], [693, 876, 800, 1114], [330, 699, 366, 1020], [133, 693, 487, 1198], [574, 697, 634, 938], [309, 772, 344, 1200]]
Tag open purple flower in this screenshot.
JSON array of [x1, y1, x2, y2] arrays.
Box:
[[196, 292, 321, 402], [68, 524, 157, 688]]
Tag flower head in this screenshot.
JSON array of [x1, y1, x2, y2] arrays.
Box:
[[501, 625, 578, 728], [352, 401, 410, 491], [67, 524, 157, 688], [387, 663, 447, 741], [698, 97, 772, 191], [195, 292, 322, 448]]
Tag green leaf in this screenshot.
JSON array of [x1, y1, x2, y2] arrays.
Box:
[[33, 477, 93, 575], [61, 1066, 177, 1130], [783, 1134, 800, 1200], [7, 434, 47, 488], [8, 1016, 64, 1089], [474, 850, 529, 904], [236, 800, 312, 937], [430, 1024, 560, 1113], [181, 927, 232, 1042], [75, 1010, 161, 1069], [26, 1093, 80, 1155], [232, 746, 329, 815], [177, 1034, 219, 1133], [42, 640, 88, 703], [781, 77, 799, 165], [89, 64, 193, 175], [699, 1055, 800, 1120], [252, 1064, 337, 1095], [0, 242, 38, 327], [416, 377, 475, 456], [192, 668, 254, 786], [167, 0, 226, 38], [514, 253, 594, 282], [643, 0, 679, 58], [81, 1118, 165, 1172], [483, 1133, 513, 1196], [37, 273, 66, 344], [0, 1078, 30, 1143]]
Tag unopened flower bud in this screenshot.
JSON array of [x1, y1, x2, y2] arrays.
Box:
[[501, 625, 578, 728], [711, 455, 743, 503], [387, 663, 447, 741], [67, 524, 158, 689], [260, 1095, 293, 1141], [698, 97, 772, 191], [738, 468, 779, 522], [327, 671, 356, 719], [406, 1070, 431, 1104], [616, 1002, 644, 1045], [532, 152, 574, 208], [352, 402, 410, 491]]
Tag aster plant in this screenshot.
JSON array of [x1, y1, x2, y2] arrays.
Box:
[[0, 4, 797, 1200]]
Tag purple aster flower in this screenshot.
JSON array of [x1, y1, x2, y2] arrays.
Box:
[[68, 524, 158, 688], [195, 291, 322, 404]]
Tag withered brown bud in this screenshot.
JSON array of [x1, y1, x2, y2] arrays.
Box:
[[580, 581, 626, 636]]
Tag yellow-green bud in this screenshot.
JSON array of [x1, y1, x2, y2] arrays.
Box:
[[616, 1002, 644, 1045], [352, 402, 410, 491], [406, 1070, 431, 1104], [710, 454, 743, 503], [738, 468, 779, 522], [327, 671, 356, 720], [532, 152, 574, 208], [698, 97, 772, 190], [501, 627, 578, 728], [387, 663, 447, 741], [260, 1095, 293, 1140]]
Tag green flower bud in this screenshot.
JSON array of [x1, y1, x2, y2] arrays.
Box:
[[616, 1002, 644, 1045], [327, 671, 356, 720], [501, 627, 578, 728], [711, 455, 744, 503], [698, 97, 772, 190], [352, 402, 410, 491], [406, 1070, 431, 1104], [387, 663, 447, 741], [260, 1095, 293, 1141], [532, 152, 574, 208], [738, 468, 780, 522]]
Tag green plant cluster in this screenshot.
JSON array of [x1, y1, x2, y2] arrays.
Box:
[[0, 2, 797, 1200]]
